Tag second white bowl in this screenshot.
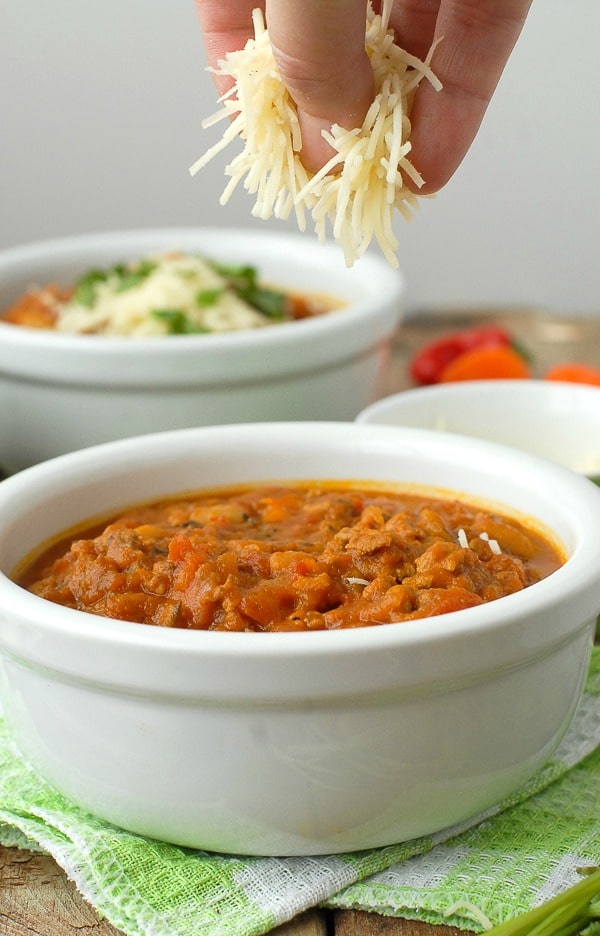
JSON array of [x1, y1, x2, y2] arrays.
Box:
[[357, 379, 600, 476]]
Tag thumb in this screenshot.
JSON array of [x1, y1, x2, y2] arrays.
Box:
[[266, 0, 374, 172]]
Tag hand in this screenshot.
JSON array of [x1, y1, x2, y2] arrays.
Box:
[[195, 0, 533, 193]]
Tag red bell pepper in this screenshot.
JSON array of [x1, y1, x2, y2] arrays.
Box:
[[409, 325, 512, 385]]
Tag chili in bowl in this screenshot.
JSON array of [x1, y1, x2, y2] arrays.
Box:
[[0, 227, 404, 473], [0, 421, 598, 856], [19, 480, 564, 633]]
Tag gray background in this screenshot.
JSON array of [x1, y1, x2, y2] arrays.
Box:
[[1, 0, 598, 315]]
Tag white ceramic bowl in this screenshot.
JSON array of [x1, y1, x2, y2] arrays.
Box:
[[0, 227, 404, 473], [357, 379, 600, 476], [0, 422, 599, 856]]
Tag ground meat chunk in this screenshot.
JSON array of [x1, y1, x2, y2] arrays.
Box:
[[22, 484, 564, 632]]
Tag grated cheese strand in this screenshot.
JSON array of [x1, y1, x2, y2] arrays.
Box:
[[190, 2, 442, 267]]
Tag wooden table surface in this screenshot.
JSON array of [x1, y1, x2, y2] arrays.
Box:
[[1, 306, 599, 936]]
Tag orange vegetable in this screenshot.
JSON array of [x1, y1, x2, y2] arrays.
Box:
[[408, 325, 512, 385], [20, 483, 562, 632], [439, 345, 531, 383], [544, 363, 600, 386]]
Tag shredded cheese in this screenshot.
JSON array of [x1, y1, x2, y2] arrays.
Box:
[[458, 529, 503, 555], [53, 255, 272, 337], [479, 531, 502, 555], [190, 2, 442, 267]]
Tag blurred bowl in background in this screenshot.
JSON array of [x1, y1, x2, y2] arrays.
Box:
[[0, 227, 404, 472], [357, 379, 600, 477]]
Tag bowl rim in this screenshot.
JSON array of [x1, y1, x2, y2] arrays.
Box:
[[357, 378, 600, 424], [1, 421, 599, 663], [355, 379, 600, 476]]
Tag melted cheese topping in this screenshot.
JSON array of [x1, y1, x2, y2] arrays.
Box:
[[190, 2, 442, 267]]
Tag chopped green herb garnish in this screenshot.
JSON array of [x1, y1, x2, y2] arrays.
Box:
[[237, 285, 287, 320], [114, 260, 157, 293], [151, 309, 211, 335], [72, 260, 157, 306], [115, 273, 145, 292], [72, 269, 108, 308], [196, 288, 224, 308], [71, 254, 289, 327], [207, 260, 286, 320], [209, 262, 258, 293]]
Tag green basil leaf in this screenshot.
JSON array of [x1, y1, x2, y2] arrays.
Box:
[[151, 309, 211, 335], [209, 262, 257, 293], [238, 286, 287, 320], [72, 269, 107, 308], [114, 260, 157, 293], [206, 260, 287, 319], [196, 288, 224, 308]]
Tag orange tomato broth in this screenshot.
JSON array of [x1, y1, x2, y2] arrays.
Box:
[[1, 284, 333, 331], [16, 482, 565, 633], [2, 285, 70, 329]]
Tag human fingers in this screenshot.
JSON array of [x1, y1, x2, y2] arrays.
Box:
[[379, 0, 441, 62], [265, 0, 374, 171], [407, 0, 534, 193], [194, 0, 261, 95]]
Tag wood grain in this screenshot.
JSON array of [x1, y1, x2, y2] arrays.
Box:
[[273, 909, 329, 935], [0, 846, 467, 936], [0, 846, 123, 935], [334, 910, 475, 935]]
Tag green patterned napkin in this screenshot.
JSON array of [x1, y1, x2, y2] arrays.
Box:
[[0, 648, 598, 936]]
